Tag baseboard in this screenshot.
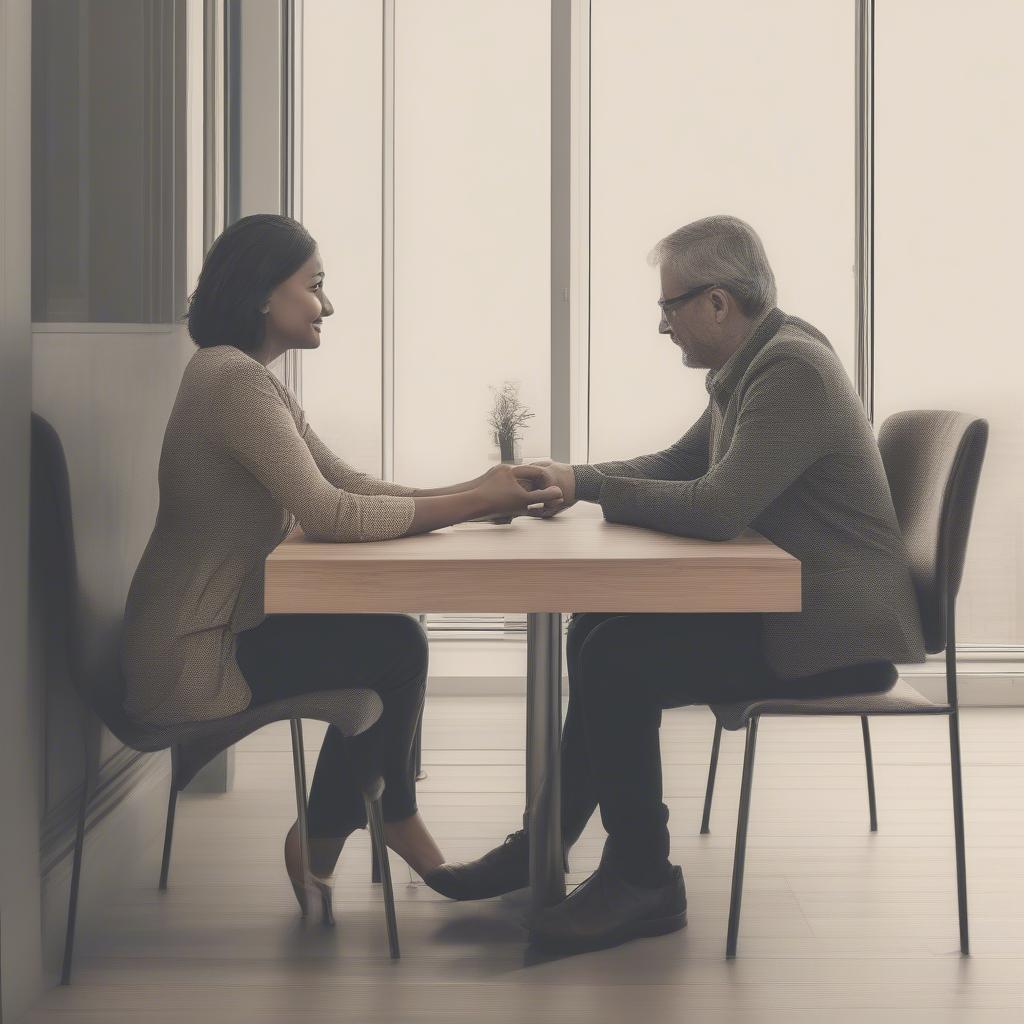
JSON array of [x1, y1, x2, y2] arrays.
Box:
[[425, 673, 1024, 704], [424, 637, 1024, 705]]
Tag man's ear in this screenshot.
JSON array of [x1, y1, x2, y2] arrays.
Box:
[[709, 287, 729, 322]]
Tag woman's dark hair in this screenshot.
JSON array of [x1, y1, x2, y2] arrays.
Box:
[[186, 213, 317, 351]]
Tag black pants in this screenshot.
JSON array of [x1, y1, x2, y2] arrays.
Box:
[[559, 612, 896, 886], [234, 613, 428, 838]]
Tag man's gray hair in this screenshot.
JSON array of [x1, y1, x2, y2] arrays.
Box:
[[648, 215, 777, 318]]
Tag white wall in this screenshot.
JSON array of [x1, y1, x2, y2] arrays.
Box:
[[0, 1, 45, 1018]]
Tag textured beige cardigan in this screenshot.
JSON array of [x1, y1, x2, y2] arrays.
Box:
[[121, 345, 416, 726]]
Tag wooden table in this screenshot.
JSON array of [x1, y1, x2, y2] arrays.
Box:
[[265, 504, 800, 913]]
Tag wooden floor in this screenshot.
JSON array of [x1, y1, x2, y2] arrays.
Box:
[[26, 698, 1024, 1023]]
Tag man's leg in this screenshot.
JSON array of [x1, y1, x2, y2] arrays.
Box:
[[423, 613, 622, 901], [560, 613, 623, 849], [576, 612, 764, 885], [527, 612, 766, 952]]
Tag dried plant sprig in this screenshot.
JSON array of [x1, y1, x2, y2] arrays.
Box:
[[488, 381, 534, 459]]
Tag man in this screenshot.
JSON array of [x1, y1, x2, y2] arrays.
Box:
[[429, 215, 927, 953]]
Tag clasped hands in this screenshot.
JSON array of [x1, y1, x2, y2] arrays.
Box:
[[475, 459, 577, 521]]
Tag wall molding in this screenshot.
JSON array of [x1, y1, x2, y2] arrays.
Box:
[[423, 634, 1024, 705]]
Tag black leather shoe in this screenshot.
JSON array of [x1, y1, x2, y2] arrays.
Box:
[[528, 862, 686, 953], [423, 829, 530, 900]]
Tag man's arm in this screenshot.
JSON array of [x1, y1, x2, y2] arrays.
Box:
[[524, 405, 712, 519], [577, 405, 712, 491], [574, 357, 833, 540]]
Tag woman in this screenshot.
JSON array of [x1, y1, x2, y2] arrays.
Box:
[[120, 213, 560, 917]]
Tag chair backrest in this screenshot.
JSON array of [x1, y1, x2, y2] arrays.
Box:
[[876, 410, 989, 655], [30, 413, 126, 727]]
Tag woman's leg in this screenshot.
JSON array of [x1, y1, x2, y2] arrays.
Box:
[[235, 613, 441, 873]]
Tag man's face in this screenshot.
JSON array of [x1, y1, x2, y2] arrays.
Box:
[[658, 265, 719, 369]]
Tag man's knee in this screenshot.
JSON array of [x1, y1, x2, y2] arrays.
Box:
[[577, 616, 639, 691], [566, 614, 591, 669], [378, 614, 429, 686]]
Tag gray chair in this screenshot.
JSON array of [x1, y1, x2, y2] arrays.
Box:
[[29, 414, 400, 986], [697, 410, 988, 958]]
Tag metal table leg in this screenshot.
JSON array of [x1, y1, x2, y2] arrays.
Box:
[[525, 611, 566, 914]]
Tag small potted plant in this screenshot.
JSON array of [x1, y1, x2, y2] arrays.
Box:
[[488, 380, 534, 465]]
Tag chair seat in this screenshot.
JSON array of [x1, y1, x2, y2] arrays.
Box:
[[710, 678, 949, 732], [112, 689, 384, 790]]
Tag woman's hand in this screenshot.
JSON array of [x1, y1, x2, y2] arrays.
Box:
[[473, 464, 563, 517]]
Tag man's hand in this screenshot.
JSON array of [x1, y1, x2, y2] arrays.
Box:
[[511, 459, 577, 518]]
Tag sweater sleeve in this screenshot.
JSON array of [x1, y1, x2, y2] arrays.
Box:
[[301, 420, 417, 498], [211, 366, 416, 542], [572, 405, 712, 502], [578, 357, 833, 541]]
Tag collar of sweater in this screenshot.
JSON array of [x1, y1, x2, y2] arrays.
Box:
[[704, 306, 785, 405]]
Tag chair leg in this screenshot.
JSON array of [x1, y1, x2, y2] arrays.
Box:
[[158, 747, 180, 891], [365, 795, 400, 959], [726, 717, 759, 959], [371, 839, 381, 884], [413, 701, 427, 782], [948, 711, 970, 955], [60, 760, 92, 985], [861, 717, 878, 833], [289, 719, 315, 919], [700, 720, 724, 835], [416, 613, 428, 782]]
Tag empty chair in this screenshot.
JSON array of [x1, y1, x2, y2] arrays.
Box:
[[29, 414, 401, 986], [696, 410, 988, 958]]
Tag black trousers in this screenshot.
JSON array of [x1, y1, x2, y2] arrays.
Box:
[[559, 612, 896, 886], [234, 613, 428, 838]]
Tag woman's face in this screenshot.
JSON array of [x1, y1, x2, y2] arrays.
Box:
[[261, 249, 334, 353]]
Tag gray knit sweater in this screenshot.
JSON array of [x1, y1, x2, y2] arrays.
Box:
[[572, 307, 927, 680], [121, 345, 417, 726]]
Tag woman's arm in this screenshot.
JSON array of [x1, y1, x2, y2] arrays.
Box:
[[406, 465, 560, 534], [214, 368, 560, 540], [409, 464, 531, 497]]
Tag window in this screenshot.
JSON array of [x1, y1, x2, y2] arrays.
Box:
[[31, 0, 186, 325], [301, 0, 551, 485], [875, 0, 1023, 646], [298, 0, 1021, 662], [587, 0, 856, 462]]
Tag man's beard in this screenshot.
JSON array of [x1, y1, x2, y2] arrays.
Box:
[[678, 340, 709, 368]]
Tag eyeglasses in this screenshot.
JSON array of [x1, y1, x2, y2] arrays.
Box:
[[657, 283, 717, 313]]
